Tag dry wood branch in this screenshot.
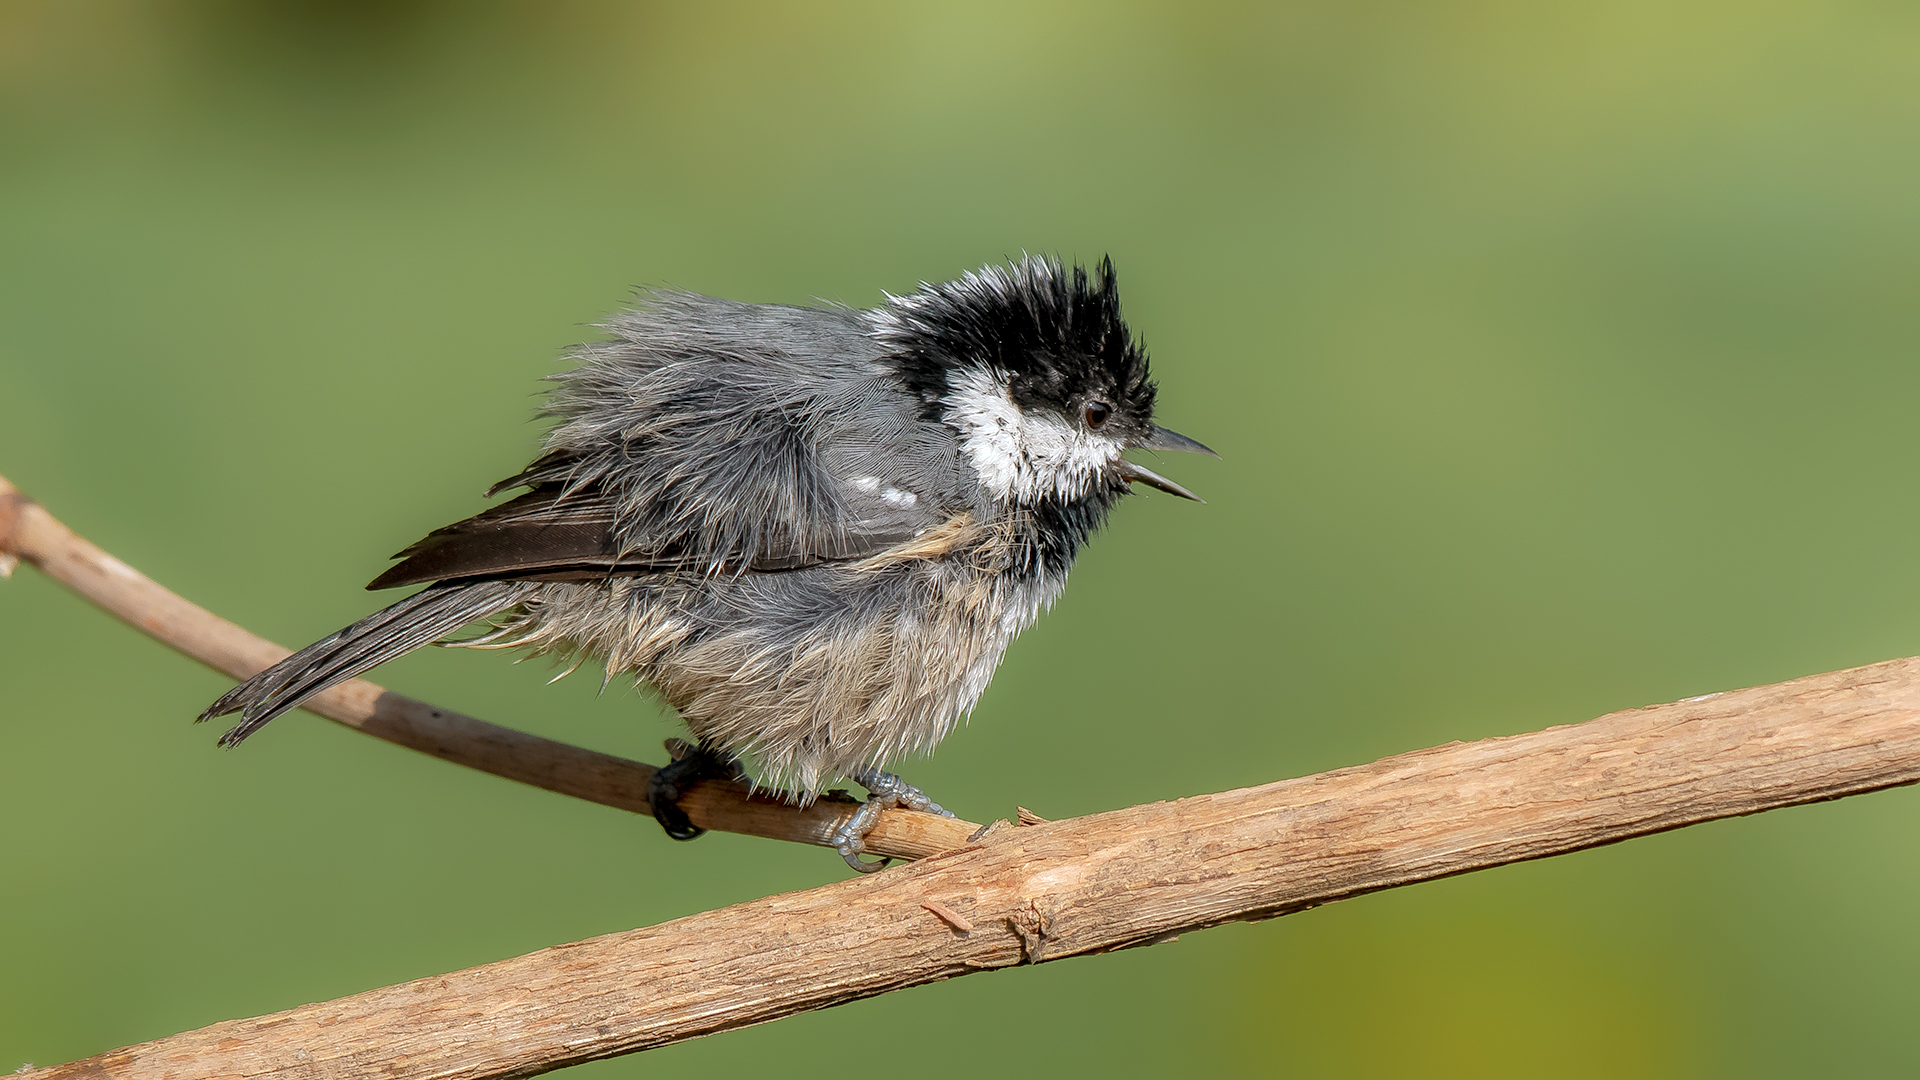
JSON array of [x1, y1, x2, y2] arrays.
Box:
[[12, 468, 1920, 1080], [20, 652, 1920, 1080], [0, 472, 977, 861]]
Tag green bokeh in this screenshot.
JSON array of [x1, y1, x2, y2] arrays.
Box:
[[4, 2, 1918, 1076]]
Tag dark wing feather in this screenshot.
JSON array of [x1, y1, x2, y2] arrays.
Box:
[[202, 579, 537, 744], [366, 478, 931, 590], [367, 487, 626, 589]]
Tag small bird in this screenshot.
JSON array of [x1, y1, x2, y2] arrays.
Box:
[[202, 255, 1212, 870]]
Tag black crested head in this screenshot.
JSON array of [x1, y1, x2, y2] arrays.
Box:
[[874, 255, 1158, 439]]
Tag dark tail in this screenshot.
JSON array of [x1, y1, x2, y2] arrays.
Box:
[[200, 580, 536, 746]]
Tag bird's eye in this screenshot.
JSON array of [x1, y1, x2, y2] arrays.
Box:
[[1084, 401, 1111, 429]]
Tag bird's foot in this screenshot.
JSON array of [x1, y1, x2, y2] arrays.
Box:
[[647, 739, 742, 842], [830, 767, 956, 873]]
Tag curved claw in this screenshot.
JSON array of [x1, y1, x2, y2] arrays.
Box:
[[842, 850, 892, 873], [653, 804, 706, 842]]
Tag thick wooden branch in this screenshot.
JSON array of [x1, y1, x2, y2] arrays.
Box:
[[20, 652, 1920, 1080], [0, 472, 976, 860]]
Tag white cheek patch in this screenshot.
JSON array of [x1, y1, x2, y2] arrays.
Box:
[[942, 367, 1123, 502], [943, 369, 1025, 499]]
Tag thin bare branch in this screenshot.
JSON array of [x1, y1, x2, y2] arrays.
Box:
[[0, 471, 977, 860]]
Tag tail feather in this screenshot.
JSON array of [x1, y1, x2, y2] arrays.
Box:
[[201, 581, 536, 746]]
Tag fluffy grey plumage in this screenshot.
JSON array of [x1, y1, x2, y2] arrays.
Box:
[[203, 255, 1209, 804]]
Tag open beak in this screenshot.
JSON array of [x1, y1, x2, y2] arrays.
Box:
[[1117, 425, 1213, 502]]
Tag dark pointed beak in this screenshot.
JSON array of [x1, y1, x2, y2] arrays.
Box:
[[1137, 425, 1219, 458], [1116, 459, 1205, 502], [1117, 424, 1213, 501]]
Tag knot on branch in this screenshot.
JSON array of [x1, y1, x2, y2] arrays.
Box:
[[1007, 900, 1057, 963]]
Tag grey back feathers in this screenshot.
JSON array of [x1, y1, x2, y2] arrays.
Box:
[[519, 294, 968, 569], [370, 295, 967, 589], [202, 255, 1177, 798]]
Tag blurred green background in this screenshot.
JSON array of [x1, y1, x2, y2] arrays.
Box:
[[3, 1, 1919, 1075]]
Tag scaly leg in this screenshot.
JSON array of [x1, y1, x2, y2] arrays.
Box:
[[829, 767, 956, 873]]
